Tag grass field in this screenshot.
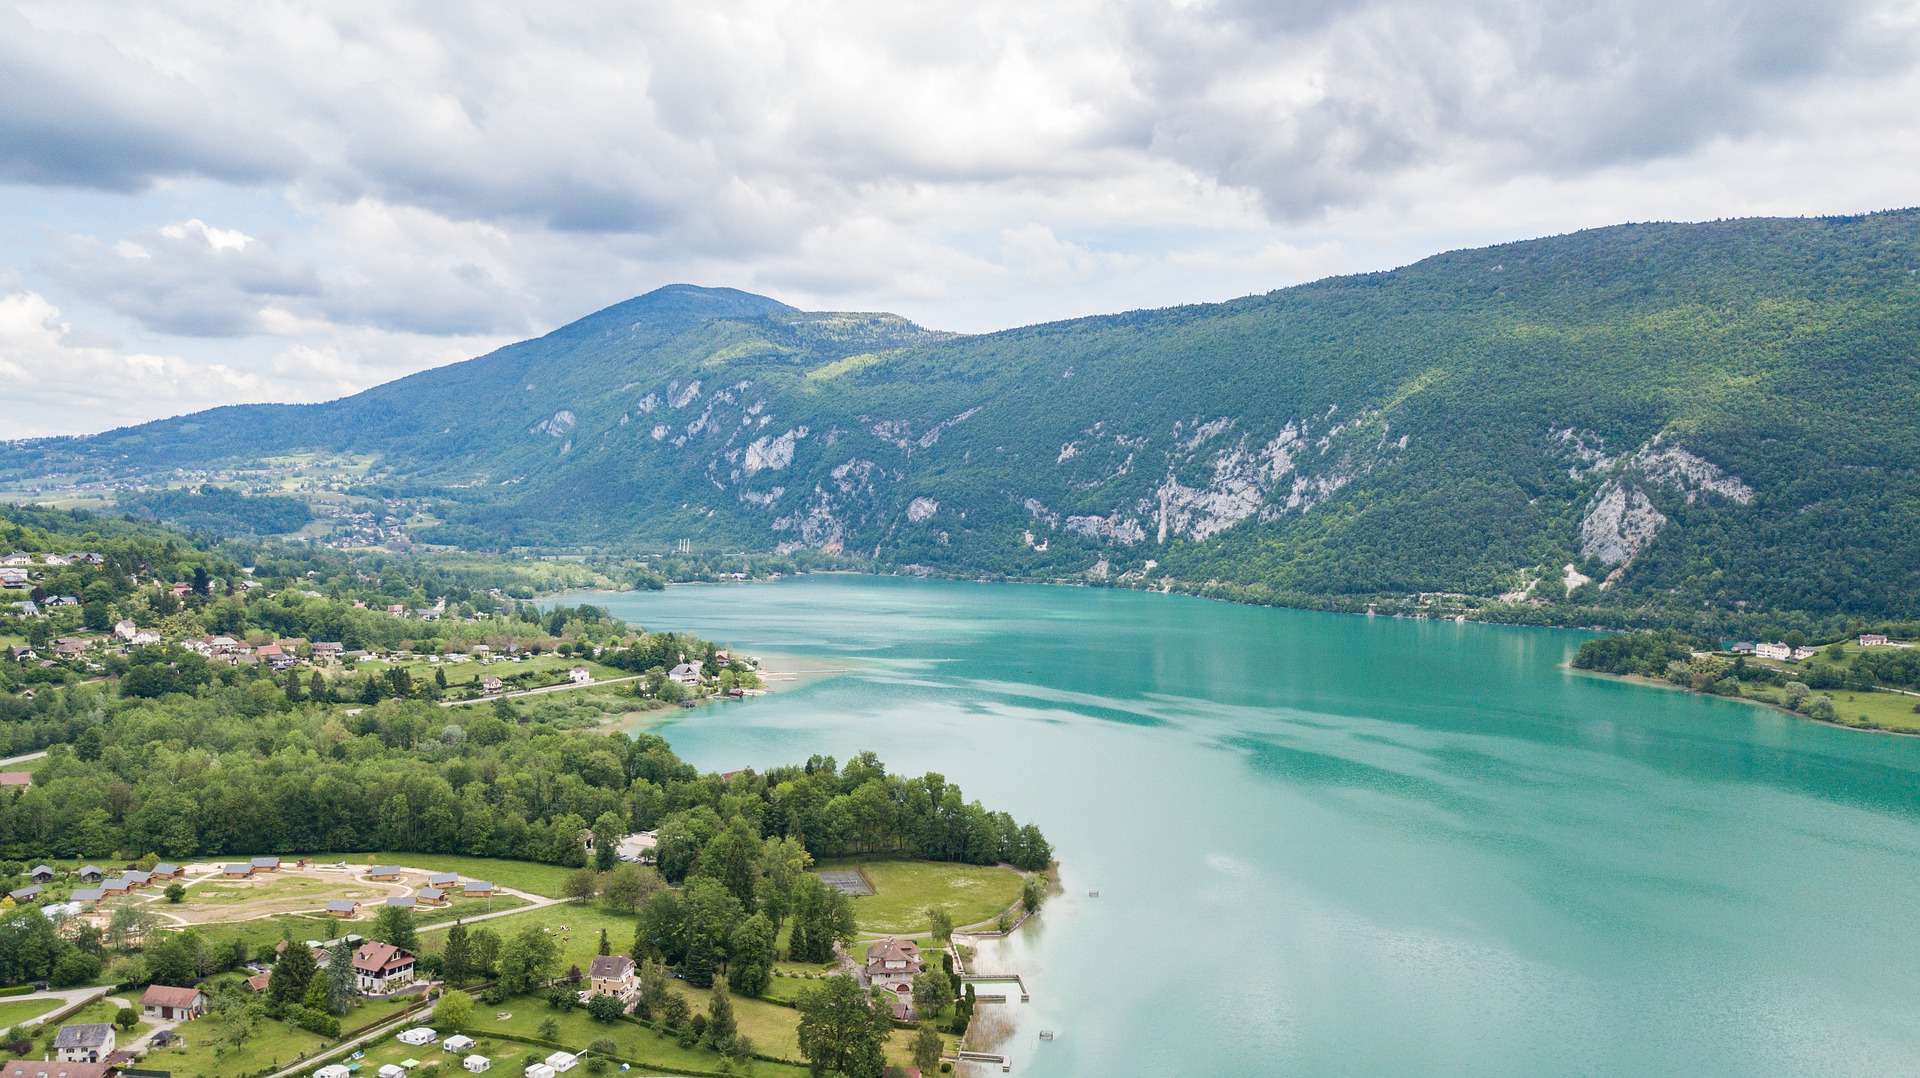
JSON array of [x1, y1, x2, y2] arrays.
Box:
[[140, 996, 419, 1077], [0, 996, 64, 1027], [448, 998, 815, 1077], [350, 854, 579, 897], [419, 901, 631, 977], [817, 859, 1026, 935]]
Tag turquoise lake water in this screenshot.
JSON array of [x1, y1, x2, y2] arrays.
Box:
[[563, 575, 1920, 1076]]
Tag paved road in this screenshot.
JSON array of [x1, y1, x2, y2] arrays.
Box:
[[439, 674, 642, 707], [9, 985, 108, 1026], [0, 749, 48, 767]]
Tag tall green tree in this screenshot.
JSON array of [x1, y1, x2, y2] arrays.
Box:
[[796, 974, 889, 1078], [443, 921, 472, 985], [727, 913, 775, 997], [269, 937, 318, 1004], [373, 904, 418, 952]]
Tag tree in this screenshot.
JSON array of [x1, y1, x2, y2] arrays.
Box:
[[1021, 873, 1045, 914], [325, 938, 357, 1015], [563, 867, 600, 901], [912, 970, 954, 1015], [269, 937, 318, 1005], [114, 1006, 140, 1031], [925, 906, 953, 945], [592, 810, 623, 872], [443, 921, 473, 985], [433, 988, 473, 1029], [658, 990, 690, 1030], [634, 960, 672, 1021], [499, 923, 561, 994], [705, 975, 737, 1048], [756, 835, 812, 933], [788, 873, 854, 964], [164, 882, 186, 904], [727, 913, 775, 997], [373, 904, 418, 952], [597, 929, 610, 957], [586, 992, 625, 1022], [600, 862, 661, 914], [912, 1023, 945, 1074], [796, 974, 889, 1078], [537, 1016, 561, 1043]]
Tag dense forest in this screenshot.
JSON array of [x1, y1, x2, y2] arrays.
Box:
[[7, 213, 1920, 633]]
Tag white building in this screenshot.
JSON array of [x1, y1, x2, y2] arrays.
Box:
[[1754, 642, 1792, 660], [464, 1057, 492, 1073], [398, 1026, 437, 1046]]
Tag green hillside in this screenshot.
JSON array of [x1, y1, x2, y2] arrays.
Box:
[[6, 213, 1919, 634]]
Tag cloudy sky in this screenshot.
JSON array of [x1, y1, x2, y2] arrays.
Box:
[[1, 0, 1917, 437]]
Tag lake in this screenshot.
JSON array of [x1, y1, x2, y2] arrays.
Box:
[[562, 575, 1920, 1076]]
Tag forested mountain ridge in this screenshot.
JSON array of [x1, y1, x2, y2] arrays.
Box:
[[7, 212, 1920, 632]]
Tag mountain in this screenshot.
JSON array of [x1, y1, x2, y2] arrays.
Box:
[[7, 213, 1920, 629]]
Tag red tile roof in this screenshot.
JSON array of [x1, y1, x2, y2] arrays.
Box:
[[141, 984, 203, 1010], [354, 941, 415, 974]]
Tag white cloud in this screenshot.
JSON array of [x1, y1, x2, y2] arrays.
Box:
[[0, 291, 273, 435], [0, 0, 1916, 433]]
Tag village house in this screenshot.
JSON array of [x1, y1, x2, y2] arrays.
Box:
[[1861, 634, 1891, 647], [366, 865, 402, 880], [124, 870, 153, 889], [416, 887, 447, 905], [313, 642, 344, 662], [428, 872, 459, 888], [51, 1024, 113, 1064], [463, 880, 494, 897], [252, 856, 282, 872], [481, 675, 504, 693], [1754, 642, 1793, 661], [568, 666, 592, 685], [6, 647, 35, 663], [223, 863, 254, 878], [245, 971, 273, 993], [78, 866, 102, 883], [351, 941, 417, 994], [52, 639, 87, 658], [587, 955, 638, 1002], [152, 862, 182, 878], [0, 773, 32, 788], [667, 661, 704, 686], [0, 553, 32, 567], [29, 865, 52, 883], [327, 900, 360, 916], [863, 938, 925, 1017], [99, 878, 130, 897], [385, 896, 414, 910], [0, 568, 28, 587], [1792, 646, 1819, 661], [141, 985, 206, 1020], [8, 886, 41, 904]]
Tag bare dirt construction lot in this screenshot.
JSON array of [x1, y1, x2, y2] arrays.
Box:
[[149, 863, 408, 925]]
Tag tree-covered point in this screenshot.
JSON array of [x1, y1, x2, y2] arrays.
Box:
[[0, 671, 1051, 879]]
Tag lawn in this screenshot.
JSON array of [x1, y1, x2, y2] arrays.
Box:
[[419, 901, 635, 978], [140, 996, 419, 1078], [1737, 684, 1920, 734], [351, 854, 579, 897], [191, 912, 347, 956], [817, 859, 1025, 935], [450, 997, 814, 1077], [0, 996, 63, 1028]]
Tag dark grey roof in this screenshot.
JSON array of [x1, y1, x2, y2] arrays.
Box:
[[386, 896, 415, 908], [53, 1021, 115, 1048]]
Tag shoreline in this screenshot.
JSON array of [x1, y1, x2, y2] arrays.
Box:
[[1563, 663, 1920, 738]]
